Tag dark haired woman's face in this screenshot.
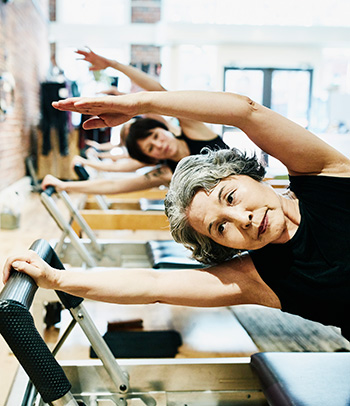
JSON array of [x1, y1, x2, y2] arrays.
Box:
[[137, 128, 177, 160], [187, 175, 289, 251]]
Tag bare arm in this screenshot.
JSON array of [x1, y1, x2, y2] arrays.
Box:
[[76, 47, 165, 92], [75, 48, 209, 133], [85, 140, 114, 151], [72, 155, 146, 173], [42, 166, 172, 195], [3, 251, 280, 308], [53, 91, 350, 176]]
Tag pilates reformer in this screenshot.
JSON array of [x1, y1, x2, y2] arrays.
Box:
[[0, 239, 264, 406], [40, 184, 204, 329], [3, 240, 350, 406], [40, 185, 204, 270]]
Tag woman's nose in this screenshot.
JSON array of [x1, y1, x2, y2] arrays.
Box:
[[154, 140, 163, 150], [228, 209, 252, 229], [242, 213, 253, 229]]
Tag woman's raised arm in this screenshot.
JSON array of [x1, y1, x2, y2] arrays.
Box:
[[76, 47, 165, 92], [53, 90, 350, 176], [72, 155, 146, 173]]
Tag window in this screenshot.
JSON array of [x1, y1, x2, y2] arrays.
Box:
[[223, 67, 313, 170]]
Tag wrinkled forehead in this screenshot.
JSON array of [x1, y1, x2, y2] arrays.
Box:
[[186, 188, 213, 233]]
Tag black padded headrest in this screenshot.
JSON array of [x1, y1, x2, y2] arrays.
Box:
[[251, 352, 350, 406], [146, 240, 206, 269], [139, 198, 165, 211]]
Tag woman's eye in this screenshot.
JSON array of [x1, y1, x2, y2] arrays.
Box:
[[218, 223, 225, 234], [227, 192, 235, 204]]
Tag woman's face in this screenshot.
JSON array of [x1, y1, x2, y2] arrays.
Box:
[[186, 175, 288, 251], [137, 128, 177, 160]]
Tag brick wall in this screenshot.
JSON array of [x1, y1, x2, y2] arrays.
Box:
[[130, 1, 162, 88], [0, 0, 50, 191], [131, 0, 161, 24]]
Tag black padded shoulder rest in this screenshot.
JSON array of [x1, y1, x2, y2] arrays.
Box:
[[139, 198, 165, 211], [146, 240, 206, 269], [74, 163, 90, 180]]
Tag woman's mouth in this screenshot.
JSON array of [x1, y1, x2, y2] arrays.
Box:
[[258, 211, 268, 237]]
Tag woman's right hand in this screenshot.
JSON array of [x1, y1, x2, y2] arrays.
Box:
[[3, 250, 60, 290], [75, 47, 111, 71], [41, 174, 66, 191], [52, 95, 139, 129], [71, 155, 87, 168]]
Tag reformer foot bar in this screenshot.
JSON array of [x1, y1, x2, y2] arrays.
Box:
[[1, 239, 266, 406], [40, 186, 201, 270]]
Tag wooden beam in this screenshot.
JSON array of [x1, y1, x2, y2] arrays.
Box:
[[87, 188, 167, 200], [73, 209, 169, 232], [83, 199, 141, 210]]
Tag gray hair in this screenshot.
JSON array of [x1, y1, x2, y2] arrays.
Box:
[[164, 148, 266, 265]]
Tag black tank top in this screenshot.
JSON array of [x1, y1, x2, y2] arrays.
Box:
[[249, 175, 350, 338], [165, 132, 229, 173]]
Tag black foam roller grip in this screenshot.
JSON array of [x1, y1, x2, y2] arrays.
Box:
[[0, 239, 86, 402], [0, 239, 77, 403], [42, 185, 56, 197], [0, 300, 72, 403], [29, 239, 84, 310], [74, 163, 90, 181]]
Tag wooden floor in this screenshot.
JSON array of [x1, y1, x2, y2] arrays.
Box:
[[0, 185, 257, 406]]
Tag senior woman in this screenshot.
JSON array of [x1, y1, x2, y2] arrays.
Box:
[[4, 90, 350, 339]]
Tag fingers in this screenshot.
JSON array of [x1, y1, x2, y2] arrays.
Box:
[[82, 114, 132, 129], [72, 156, 85, 167], [82, 117, 108, 130], [53, 98, 106, 114], [52, 98, 82, 112], [3, 252, 39, 284], [75, 49, 86, 57], [41, 174, 60, 190]]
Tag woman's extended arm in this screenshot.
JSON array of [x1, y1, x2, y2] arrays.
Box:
[[72, 155, 146, 173], [76, 47, 165, 92], [42, 165, 172, 195], [85, 139, 115, 151], [3, 250, 280, 308], [75, 48, 215, 137], [53, 91, 350, 176]]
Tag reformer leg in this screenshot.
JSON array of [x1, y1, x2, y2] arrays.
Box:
[[40, 187, 98, 267], [58, 190, 103, 255], [74, 163, 111, 210]]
